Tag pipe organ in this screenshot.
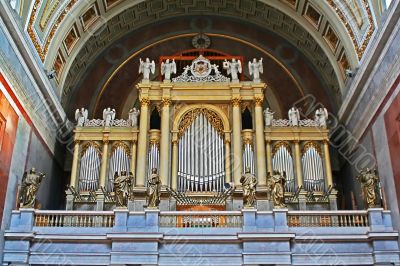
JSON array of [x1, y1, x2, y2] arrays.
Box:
[[67, 53, 336, 211]]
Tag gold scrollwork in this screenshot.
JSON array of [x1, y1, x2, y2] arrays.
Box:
[[111, 141, 131, 155], [302, 141, 322, 155], [80, 141, 102, 157], [254, 96, 264, 107], [272, 141, 292, 156], [140, 97, 150, 107], [178, 108, 224, 139], [231, 97, 242, 107]]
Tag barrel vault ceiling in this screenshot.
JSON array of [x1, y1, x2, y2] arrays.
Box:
[[12, 0, 378, 118]]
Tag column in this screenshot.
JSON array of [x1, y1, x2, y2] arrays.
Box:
[[99, 138, 109, 188], [70, 140, 80, 188], [266, 140, 273, 174], [171, 139, 178, 189], [225, 133, 232, 183], [323, 140, 333, 187], [159, 97, 171, 186], [136, 97, 150, 187], [231, 97, 243, 185], [294, 140, 304, 188], [254, 96, 267, 186], [130, 140, 137, 175]]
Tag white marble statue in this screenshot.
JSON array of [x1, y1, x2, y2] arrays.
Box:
[[103, 107, 116, 127], [288, 107, 300, 126], [161, 59, 177, 81], [263, 108, 274, 126], [75, 108, 88, 126], [223, 58, 242, 82], [248, 58, 263, 82], [139, 58, 155, 81], [315, 107, 328, 127], [128, 108, 140, 127]]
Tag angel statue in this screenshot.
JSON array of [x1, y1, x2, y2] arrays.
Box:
[[19, 168, 45, 208], [147, 168, 161, 208], [114, 171, 135, 207], [271, 171, 286, 208], [161, 59, 177, 81], [288, 106, 300, 126], [223, 58, 242, 82], [240, 167, 257, 208], [263, 108, 274, 127], [356, 168, 380, 208], [315, 107, 329, 128], [103, 107, 116, 127], [75, 108, 88, 126], [128, 108, 140, 127], [248, 58, 263, 83], [139, 58, 155, 81]]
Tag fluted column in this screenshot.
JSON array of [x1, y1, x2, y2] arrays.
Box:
[[136, 97, 150, 187], [99, 138, 109, 188], [266, 140, 273, 174], [171, 138, 178, 189], [159, 97, 172, 186], [224, 133, 231, 183], [294, 140, 304, 188], [232, 97, 243, 185], [323, 140, 333, 187], [70, 140, 80, 188], [130, 140, 137, 175], [254, 96, 266, 186]]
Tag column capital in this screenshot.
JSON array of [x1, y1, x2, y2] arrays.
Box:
[[140, 97, 150, 107], [161, 97, 172, 107], [103, 137, 109, 144], [74, 139, 80, 145], [254, 96, 264, 107], [231, 97, 242, 107]]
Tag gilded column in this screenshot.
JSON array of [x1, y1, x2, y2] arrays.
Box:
[[130, 140, 137, 176], [266, 140, 273, 175], [323, 140, 333, 187], [224, 133, 232, 183], [232, 97, 243, 185], [70, 140, 80, 188], [294, 140, 304, 188], [171, 138, 178, 190], [159, 97, 172, 186], [99, 138, 109, 188], [136, 97, 150, 187], [254, 96, 267, 186]]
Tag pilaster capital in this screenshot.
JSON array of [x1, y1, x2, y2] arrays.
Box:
[[161, 97, 172, 107], [140, 97, 150, 107], [231, 97, 242, 107], [254, 96, 264, 107]]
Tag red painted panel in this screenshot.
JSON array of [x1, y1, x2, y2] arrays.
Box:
[[0, 90, 19, 222]]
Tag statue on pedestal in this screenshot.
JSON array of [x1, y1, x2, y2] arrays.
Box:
[[288, 107, 300, 126], [263, 108, 274, 126], [315, 107, 329, 128], [147, 168, 161, 208], [128, 108, 140, 127], [240, 167, 257, 208], [271, 171, 286, 208], [139, 58, 155, 81], [357, 168, 380, 208], [114, 171, 134, 207], [103, 107, 115, 127], [248, 58, 263, 83], [223, 58, 242, 82], [75, 108, 88, 126], [19, 168, 45, 208], [161, 59, 177, 81]]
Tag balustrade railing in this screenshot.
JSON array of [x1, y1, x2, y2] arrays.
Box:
[[288, 211, 369, 227], [34, 211, 115, 227], [159, 211, 243, 228]]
